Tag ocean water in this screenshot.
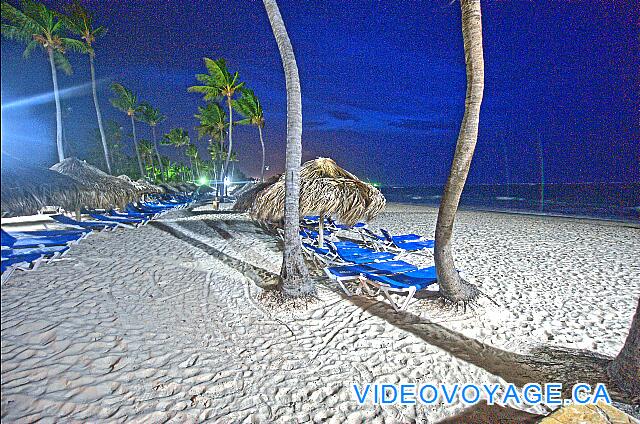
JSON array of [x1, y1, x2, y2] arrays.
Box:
[[381, 182, 640, 223]]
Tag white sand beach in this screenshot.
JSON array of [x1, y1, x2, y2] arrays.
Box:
[[1, 203, 639, 423]]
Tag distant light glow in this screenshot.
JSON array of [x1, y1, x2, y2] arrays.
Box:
[[198, 176, 208, 185], [1, 79, 108, 110], [224, 177, 230, 186]]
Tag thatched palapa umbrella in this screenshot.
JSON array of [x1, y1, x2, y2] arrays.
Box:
[[117, 175, 164, 195], [251, 158, 385, 246], [51, 157, 140, 210], [1, 155, 94, 217], [233, 175, 280, 213]]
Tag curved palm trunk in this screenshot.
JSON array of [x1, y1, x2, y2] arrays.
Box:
[[151, 126, 165, 181], [130, 115, 145, 178], [189, 158, 195, 180], [434, 0, 484, 304], [263, 0, 312, 296], [608, 300, 640, 397], [48, 48, 65, 162], [89, 54, 111, 174], [258, 125, 266, 182], [223, 97, 234, 198]]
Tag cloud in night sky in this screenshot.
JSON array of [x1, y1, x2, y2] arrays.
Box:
[[327, 110, 360, 122], [388, 118, 457, 133]]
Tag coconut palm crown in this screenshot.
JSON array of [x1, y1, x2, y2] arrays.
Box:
[[1, 0, 86, 73], [61, 0, 112, 174], [188, 57, 244, 196], [234, 88, 266, 181], [138, 102, 167, 180], [162, 128, 191, 148], [187, 58, 244, 101], [61, 0, 105, 55], [194, 103, 227, 143], [110, 82, 145, 178], [1, 0, 87, 162]]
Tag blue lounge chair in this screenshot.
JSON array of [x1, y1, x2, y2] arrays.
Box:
[[2, 245, 70, 260], [109, 209, 157, 220], [88, 213, 146, 227], [299, 228, 358, 249], [52, 214, 120, 231], [1, 252, 43, 275], [125, 204, 161, 218], [128, 203, 167, 215], [1, 245, 71, 283], [361, 266, 438, 311], [324, 260, 417, 295], [326, 217, 367, 231], [1, 229, 82, 249], [325, 242, 396, 265], [362, 228, 434, 253], [380, 229, 422, 243], [11, 228, 91, 238]]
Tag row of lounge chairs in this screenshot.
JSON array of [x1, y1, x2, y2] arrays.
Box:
[[300, 218, 438, 311], [1, 195, 194, 282]]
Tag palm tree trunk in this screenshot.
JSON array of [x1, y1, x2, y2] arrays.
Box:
[[223, 96, 234, 198], [189, 158, 195, 180], [434, 0, 484, 304], [48, 48, 65, 162], [152, 126, 165, 181], [608, 300, 640, 398], [258, 125, 266, 182], [89, 54, 111, 174], [263, 0, 312, 296], [130, 115, 145, 178]]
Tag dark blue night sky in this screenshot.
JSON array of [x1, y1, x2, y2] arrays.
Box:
[[1, 0, 638, 185]]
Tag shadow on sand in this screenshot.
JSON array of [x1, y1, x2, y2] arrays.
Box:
[[345, 294, 636, 405], [153, 217, 637, 416]]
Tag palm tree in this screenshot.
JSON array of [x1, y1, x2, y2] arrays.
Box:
[[109, 83, 144, 178], [138, 139, 155, 177], [234, 88, 266, 182], [1, 0, 85, 162], [262, 0, 311, 296], [62, 0, 111, 174], [162, 128, 191, 172], [195, 103, 227, 195], [184, 144, 199, 180], [433, 0, 484, 305], [207, 140, 224, 184], [138, 102, 167, 181], [608, 300, 640, 398], [188, 58, 244, 195]]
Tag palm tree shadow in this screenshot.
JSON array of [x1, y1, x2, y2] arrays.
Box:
[[345, 294, 636, 404]]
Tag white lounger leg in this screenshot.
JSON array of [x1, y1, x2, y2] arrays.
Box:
[[379, 286, 416, 312]]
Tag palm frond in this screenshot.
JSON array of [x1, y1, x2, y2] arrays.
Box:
[[53, 50, 72, 74], [1, 22, 34, 44], [1, 2, 42, 36], [61, 36, 89, 54], [110, 82, 137, 113], [234, 118, 252, 126], [22, 38, 39, 57]]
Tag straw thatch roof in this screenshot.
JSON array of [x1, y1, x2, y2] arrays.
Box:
[[250, 158, 385, 226], [233, 175, 280, 212], [51, 157, 140, 209], [117, 175, 164, 194], [1, 155, 94, 216]]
